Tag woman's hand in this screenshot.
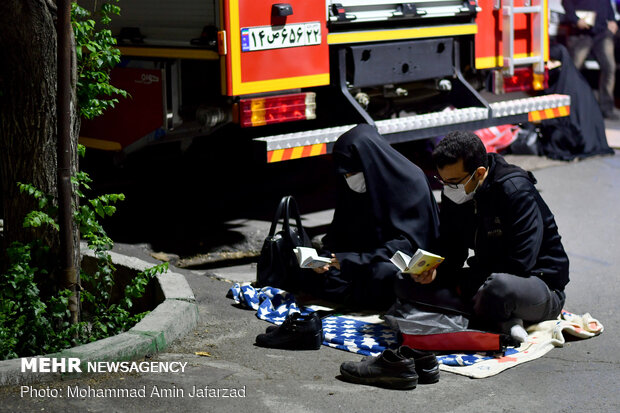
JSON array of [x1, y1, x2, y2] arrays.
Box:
[[411, 268, 436, 284], [312, 254, 339, 273], [312, 264, 330, 274]]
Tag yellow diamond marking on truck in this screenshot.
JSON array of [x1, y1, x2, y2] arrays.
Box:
[[291, 146, 304, 159], [270, 149, 285, 163], [558, 106, 569, 117], [310, 144, 324, 157]]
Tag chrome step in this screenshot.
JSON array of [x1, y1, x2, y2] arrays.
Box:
[[254, 94, 570, 154]]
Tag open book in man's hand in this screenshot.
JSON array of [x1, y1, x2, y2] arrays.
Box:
[[575, 10, 596, 27], [390, 249, 444, 275], [293, 247, 332, 268]]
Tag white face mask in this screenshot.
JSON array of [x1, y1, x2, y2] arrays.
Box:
[[442, 171, 477, 204], [345, 172, 366, 193]]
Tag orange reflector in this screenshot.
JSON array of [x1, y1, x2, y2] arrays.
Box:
[[239, 92, 316, 127], [532, 72, 545, 91]]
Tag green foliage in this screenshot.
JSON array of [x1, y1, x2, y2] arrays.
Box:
[[0, 242, 83, 359], [0, 169, 168, 360], [72, 1, 128, 119], [81, 261, 169, 341], [0, 0, 155, 361]]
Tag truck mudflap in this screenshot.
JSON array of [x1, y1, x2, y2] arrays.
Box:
[[254, 93, 570, 163]]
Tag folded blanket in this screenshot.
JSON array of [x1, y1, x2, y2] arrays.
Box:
[[227, 284, 604, 377], [441, 310, 604, 378], [227, 283, 313, 321]]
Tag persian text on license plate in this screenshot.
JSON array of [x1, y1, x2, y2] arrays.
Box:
[[241, 22, 321, 52]]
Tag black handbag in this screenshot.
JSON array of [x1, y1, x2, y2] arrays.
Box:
[[256, 196, 312, 290]]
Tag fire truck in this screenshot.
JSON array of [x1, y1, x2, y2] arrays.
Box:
[[80, 0, 570, 163]]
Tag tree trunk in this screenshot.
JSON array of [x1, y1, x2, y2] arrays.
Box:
[[0, 1, 80, 281]]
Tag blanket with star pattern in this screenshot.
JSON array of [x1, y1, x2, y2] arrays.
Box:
[[227, 283, 603, 378]]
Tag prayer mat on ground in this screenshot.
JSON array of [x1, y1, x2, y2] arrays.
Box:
[[227, 283, 603, 378]]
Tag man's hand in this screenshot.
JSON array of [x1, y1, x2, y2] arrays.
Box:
[[410, 268, 437, 284], [330, 254, 340, 270], [576, 18, 591, 30], [608, 20, 618, 34]]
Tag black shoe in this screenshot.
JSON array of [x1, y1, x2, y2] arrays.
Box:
[[340, 348, 418, 390], [255, 312, 323, 350], [398, 346, 440, 384], [264, 314, 316, 333], [265, 310, 334, 333]]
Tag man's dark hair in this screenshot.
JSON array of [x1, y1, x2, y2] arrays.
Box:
[[432, 130, 488, 173]]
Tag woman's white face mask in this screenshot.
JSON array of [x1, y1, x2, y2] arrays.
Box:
[[345, 172, 366, 193]]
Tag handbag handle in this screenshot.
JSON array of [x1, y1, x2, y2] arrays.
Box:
[[267, 196, 290, 237], [282, 196, 306, 238], [267, 195, 307, 241]]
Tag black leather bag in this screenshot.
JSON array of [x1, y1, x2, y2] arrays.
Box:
[[256, 196, 311, 290]]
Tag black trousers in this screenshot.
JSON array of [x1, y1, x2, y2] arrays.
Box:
[[395, 272, 565, 326], [472, 273, 565, 324]]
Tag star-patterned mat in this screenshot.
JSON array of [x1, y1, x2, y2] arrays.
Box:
[[227, 283, 603, 376]]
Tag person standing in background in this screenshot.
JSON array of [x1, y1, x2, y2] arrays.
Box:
[[562, 0, 619, 119]]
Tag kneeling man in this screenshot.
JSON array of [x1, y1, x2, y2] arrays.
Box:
[[427, 131, 569, 340]]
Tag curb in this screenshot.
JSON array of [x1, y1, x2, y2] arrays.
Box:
[[0, 250, 199, 386]]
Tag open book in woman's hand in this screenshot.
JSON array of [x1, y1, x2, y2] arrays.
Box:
[[293, 247, 332, 268], [390, 249, 444, 275]]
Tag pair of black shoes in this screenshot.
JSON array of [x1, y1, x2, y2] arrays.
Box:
[[255, 312, 323, 350], [340, 346, 439, 390]]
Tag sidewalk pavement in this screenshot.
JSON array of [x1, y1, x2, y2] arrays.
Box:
[[1, 150, 619, 411]]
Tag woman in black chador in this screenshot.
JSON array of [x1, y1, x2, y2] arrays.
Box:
[[299, 124, 440, 310]]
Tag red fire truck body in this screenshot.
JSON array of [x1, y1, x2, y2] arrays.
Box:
[[80, 0, 570, 162]]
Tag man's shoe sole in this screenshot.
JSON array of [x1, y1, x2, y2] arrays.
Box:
[[339, 367, 418, 390]]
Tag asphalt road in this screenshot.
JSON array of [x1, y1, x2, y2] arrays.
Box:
[[1, 148, 619, 412]]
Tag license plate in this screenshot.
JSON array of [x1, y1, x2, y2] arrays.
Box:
[[241, 22, 321, 52]]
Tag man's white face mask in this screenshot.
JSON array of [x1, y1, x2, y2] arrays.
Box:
[[442, 171, 476, 204], [345, 172, 366, 193]]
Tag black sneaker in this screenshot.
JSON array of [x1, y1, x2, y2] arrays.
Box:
[[398, 346, 440, 384], [339, 348, 418, 390], [255, 312, 323, 350]]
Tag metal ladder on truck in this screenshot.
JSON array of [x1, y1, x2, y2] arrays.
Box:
[[498, 0, 546, 76]]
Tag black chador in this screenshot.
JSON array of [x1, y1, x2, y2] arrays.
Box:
[[299, 124, 440, 309], [540, 43, 614, 160]]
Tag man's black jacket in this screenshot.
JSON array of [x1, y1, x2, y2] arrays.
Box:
[[437, 153, 570, 296]]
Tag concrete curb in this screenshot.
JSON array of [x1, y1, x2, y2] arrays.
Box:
[[0, 251, 199, 386]]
